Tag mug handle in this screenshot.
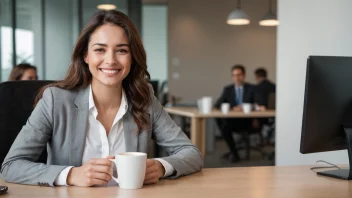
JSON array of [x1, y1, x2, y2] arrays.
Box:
[[109, 159, 119, 183]]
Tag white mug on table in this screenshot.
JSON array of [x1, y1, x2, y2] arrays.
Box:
[[197, 97, 213, 114], [109, 152, 147, 189], [242, 103, 252, 114], [221, 103, 230, 114]]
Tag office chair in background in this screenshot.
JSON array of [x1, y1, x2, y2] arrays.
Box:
[[234, 92, 276, 161], [0, 80, 54, 168]]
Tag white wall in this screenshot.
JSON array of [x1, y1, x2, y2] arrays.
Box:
[[276, 0, 352, 165], [142, 5, 168, 84], [0, 0, 13, 81]]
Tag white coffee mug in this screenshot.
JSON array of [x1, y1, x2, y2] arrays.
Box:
[[201, 97, 212, 114], [221, 103, 230, 114], [242, 103, 252, 114], [110, 152, 147, 189]]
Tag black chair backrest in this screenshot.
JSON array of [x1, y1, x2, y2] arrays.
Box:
[[0, 80, 54, 167], [149, 80, 159, 97], [267, 92, 276, 110]]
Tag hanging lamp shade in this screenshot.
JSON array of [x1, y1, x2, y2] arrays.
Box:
[[259, 0, 279, 26], [227, 0, 250, 25], [97, 0, 117, 10]]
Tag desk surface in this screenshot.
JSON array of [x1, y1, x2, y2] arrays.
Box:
[[165, 107, 275, 118], [1, 166, 351, 198]]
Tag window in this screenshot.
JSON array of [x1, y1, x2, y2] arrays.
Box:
[[0, 0, 14, 81]]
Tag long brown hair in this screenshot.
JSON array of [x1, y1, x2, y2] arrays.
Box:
[[36, 10, 151, 131], [9, 63, 38, 81]]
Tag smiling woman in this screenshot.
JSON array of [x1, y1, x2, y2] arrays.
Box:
[[34, 11, 151, 132], [1, 10, 203, 187]]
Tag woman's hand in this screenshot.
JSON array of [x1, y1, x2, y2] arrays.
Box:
[[144, 159, 165, 185], [67, 156, 114, 187]]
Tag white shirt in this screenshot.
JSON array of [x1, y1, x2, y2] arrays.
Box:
[[54, 86, 174, 185]]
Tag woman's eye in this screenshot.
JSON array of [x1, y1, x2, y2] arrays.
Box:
[[117, 49, 128, 53], [94, 48, 105, 52]]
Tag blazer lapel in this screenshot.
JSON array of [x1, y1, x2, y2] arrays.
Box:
[[123, 109, 138, 152], [69, 87, 89, 167]]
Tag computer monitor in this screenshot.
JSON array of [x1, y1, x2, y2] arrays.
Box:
[[300, 56, 352, 180]]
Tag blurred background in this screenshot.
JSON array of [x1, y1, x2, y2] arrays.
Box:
[[0, 0, 276, 98]]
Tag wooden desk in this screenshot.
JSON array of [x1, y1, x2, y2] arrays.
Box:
[[164, 107, 276, 155], [1, 166, 351, 198]]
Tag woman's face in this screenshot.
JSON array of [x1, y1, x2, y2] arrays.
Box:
[[85, 24, 132, 87], [20, 69, 38, 80]]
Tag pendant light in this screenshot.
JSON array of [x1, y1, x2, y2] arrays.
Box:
[[227, 0, 250, 25], [259, 0, 279, 26], [97, 0, 117, 11]]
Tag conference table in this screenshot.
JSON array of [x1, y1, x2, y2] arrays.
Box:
[[164, 107, 276, 155], [1, 166, 351, 198]]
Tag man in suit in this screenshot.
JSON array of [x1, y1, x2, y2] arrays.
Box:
[[215, 65, 256, 162], [254, 68, 276, 109]]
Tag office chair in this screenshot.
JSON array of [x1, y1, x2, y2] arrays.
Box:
[[149, 80, 159, 99], [236, 92, 276, 160], [229, 124, 264, 160], [159, 81, 169, 106], [267, 92, 276, 110], [266, 92, 276, 162], [266, 92, 276, 141], [0, 80, 54, 168]]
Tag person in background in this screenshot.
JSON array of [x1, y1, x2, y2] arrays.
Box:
[[254, 68, 276, 110], [1, 10, 203, 187], [252, 68, 276, 138], [215, 64, 256, 162], [8, 63, 38, 81]]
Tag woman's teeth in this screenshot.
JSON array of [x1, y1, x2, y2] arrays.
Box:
[[101, 69, 119, 74]]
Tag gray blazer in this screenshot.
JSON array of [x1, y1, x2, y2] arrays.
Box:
[[1, 86, 203, 186]]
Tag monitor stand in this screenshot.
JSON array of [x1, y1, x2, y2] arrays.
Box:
[[317, 125, 352, 180]]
